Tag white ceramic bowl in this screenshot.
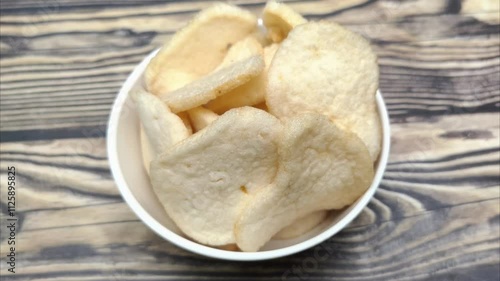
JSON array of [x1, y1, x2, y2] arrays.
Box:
[[107, 49, 391, 261]]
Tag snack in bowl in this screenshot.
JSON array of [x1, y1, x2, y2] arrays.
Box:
[[235, 114, 374, 252], [160, 54, 264, 113], [132, 90, 190, 156], [262, 0, 307, 43], [129, 2, 383, 252], [206, 43, 279, 114], [266, 21, 382, 161], [151, 107, 282, 246], [187, 106, 219, 132], [273, 210, 329, 240], [145, 3, 258, 95]]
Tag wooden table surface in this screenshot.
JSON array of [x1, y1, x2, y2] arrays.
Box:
[[1, 0, 499, 280]]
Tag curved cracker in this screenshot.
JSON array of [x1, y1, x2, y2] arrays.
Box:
[[150, 107, 282, 245], [146, 3, 258, 94], [263, 0, 307, 43], [235, 114, 373, 251], [266, 22, 381, 161], [161, 55, 264, 113]]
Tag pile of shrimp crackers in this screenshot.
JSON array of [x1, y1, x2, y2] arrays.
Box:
[[133, 1, 381, 252]]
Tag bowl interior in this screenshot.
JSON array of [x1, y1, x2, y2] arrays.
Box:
[[108, 50, 390, 260]]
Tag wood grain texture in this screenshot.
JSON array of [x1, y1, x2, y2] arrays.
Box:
[[0, 0, 499, 280], [1, 0, 499, 137]]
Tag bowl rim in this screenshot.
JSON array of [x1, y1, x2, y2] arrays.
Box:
[[107, 50, 391, 261]]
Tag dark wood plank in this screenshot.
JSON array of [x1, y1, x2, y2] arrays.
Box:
[[1, 0, 498, 138], [1, 36, 499, 137], [0, 110, 497, 214], [0, 0, 499, 280], [0, 111, 497, 279], [1, 6, 498, 57], [0, 138, 118, 209], [1, 197, 498, 280]]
